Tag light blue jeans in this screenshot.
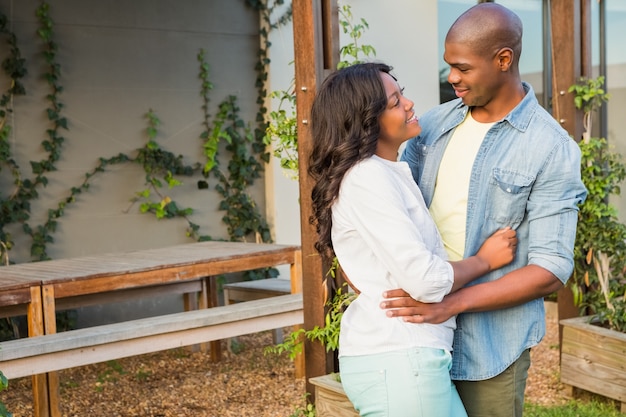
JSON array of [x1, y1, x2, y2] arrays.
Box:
[[339, 347, 467, 417]]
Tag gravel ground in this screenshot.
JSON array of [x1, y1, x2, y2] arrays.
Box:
[[1, 302, 571, 416]]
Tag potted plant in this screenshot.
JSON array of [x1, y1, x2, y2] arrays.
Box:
[[560, 76, 626, 412]]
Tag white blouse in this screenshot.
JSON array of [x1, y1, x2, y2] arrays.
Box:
[[332, 155, 456, 357]]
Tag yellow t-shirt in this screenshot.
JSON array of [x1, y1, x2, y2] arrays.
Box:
[[429, 111, 495, 261]]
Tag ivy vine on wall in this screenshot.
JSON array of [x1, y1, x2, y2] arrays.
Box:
[[0, 1, 289, 266]]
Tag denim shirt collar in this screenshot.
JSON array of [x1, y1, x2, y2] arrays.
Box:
[[502, 82, 535, 132], [442, 82, 536, 134]]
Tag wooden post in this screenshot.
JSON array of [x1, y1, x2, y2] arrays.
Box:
[[292, 0, 339, 398], [550, 0, 583, 141], [550, 0, 590, 349]]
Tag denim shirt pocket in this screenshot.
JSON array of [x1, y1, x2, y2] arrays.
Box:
[[487, 168, 535, 227]]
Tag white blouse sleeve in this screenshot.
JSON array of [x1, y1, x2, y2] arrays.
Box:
[[337, 160, 454, 302]]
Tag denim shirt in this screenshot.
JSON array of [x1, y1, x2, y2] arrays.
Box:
[[401, 82, 587, 380]]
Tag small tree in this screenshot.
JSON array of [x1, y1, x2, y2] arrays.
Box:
[[570, 76, 626, 332]]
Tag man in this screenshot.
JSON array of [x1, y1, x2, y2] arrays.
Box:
[[381, 3, 587, 417]]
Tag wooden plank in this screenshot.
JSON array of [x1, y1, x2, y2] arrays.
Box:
[[561, 353, 626, 402], [290, 249, 306, 379], [561, 326, 626, 371], [0, 293, 303, 379], [49, 254, 296, 298], [223, 278, 291, 303], [1, 293, 302, 359], [560, 317, 626, 404], [0, 282, 39, 318], [0, 288, 33, 307], [55, 280, 203, 311], [310, 374, 358, 417], [291, 249, 303, 294], [0, 277, 41, 309], [207, 275, 221, 361], [549, 4, 585, 352], [560, 316, 626, 337], [0, 242, 298, 284], [1, 310, 304, 379], [321, 0, 339, 70], [40, 283, 60, 417]]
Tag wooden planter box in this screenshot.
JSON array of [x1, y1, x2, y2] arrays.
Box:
[[309, 373, 359, 417], [560, 316, 626, 412]]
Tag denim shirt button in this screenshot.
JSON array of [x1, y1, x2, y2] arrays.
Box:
[[506, 187, 512, 193]]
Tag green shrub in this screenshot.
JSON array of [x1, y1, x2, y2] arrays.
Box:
[[569, 76, 626, 332]]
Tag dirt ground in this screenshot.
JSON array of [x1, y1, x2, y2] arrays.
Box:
[[1, 303, 575, 416]]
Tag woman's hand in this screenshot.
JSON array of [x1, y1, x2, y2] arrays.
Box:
[[476, 227, 517, 271]]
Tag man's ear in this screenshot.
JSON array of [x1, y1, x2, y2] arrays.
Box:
[[496, 48, 513, 72]]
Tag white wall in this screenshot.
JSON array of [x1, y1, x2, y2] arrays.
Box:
[[341, 0, 440, 116]]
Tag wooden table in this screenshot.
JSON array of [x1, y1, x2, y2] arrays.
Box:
[[0, 241, 302, 417], [0, 275, 48, 416]]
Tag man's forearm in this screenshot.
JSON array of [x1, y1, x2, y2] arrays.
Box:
[[445, 264, 563, 314], [381, 264, 564, 324]]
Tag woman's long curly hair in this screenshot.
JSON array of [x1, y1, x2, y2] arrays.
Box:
[[308, 62, 393, 262]]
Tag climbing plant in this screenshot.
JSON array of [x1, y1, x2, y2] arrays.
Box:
[[0, 1, 299, 413], [0, 1, 286, 264], [264, 4, 377, 179]]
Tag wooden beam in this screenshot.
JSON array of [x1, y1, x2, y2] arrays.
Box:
[[292, 0, 339, 397], [321, 0, 339, 71], [580, 0, 592, 76], [550, 0, 584, 142], [551, 0, 591, 350]]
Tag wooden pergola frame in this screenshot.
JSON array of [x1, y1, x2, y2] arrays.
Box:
[[292, 0, 592, 395]]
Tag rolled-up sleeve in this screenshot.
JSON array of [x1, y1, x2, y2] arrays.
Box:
[[527, 139, 587, 283]]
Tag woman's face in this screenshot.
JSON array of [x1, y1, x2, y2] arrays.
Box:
[[376, 72, 421, 161]]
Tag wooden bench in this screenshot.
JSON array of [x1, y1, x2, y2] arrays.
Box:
[[223, 277, 293, 304], [0, 293, 303, 379], [0, 241, 303, 417], [223, 277, 292, 344]]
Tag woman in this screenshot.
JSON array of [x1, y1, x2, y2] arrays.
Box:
[[308, 62, 517, 417]]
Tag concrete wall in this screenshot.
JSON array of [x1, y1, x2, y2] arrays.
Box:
[[0, 0, 262, 324], [0, 0, 261, 261]]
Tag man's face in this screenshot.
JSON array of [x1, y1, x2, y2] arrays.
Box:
[[443, 41, 502, 109]]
